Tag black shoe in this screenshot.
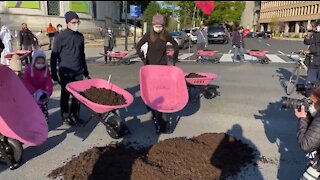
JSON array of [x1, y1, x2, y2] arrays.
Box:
[[63, 117, 75, 126], [70, 114, 83, 124]]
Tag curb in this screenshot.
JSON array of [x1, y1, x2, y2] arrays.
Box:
[[272, 37, 303, 41]]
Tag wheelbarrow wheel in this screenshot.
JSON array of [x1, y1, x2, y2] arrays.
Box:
[[106, 115, 129, 139], [203, 86, 218, 99], [122, 59, 131, 65], [0, 138, 23, 168]]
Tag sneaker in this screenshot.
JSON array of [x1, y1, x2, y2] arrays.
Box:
[[70, 115, 84, 124], [63, 117, 75, 126]]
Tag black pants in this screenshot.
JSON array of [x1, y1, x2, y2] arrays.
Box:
[[104, 46, 113, 62], [48, 37, 54, 50], [59, 71, 83, 118]]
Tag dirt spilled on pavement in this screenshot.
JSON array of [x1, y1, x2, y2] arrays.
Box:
[[80, 86, 126, 106], [48, 133, 257, 180]]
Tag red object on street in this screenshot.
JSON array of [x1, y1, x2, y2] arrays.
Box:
[[195, 1, 215, 15]]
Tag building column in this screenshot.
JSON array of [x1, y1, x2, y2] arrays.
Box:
[[260, 24, 264, 32], [267, 24, 271, 31], [285, 22, 289, 33], [295, 22, 300, 34], [307, 20, 311, 30], [311, 5, 314, 14], [315, 5, 318, 14]]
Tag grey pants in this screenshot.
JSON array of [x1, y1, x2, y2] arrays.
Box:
[[49, 37, 54, 50], [307, 68, 320, 83], [22, 44, 32, 64], [232, 46, 244, 61]]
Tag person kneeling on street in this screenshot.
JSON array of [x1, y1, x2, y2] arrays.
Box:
[[23, 50, 53, 121], [295, 87, 320, 179]]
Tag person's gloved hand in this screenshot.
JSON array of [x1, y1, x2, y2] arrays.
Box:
[[84, 69, 89, 78], [20, 46, 22, 50], [33, 89, 49, 105], [232, 45, 236, 48]]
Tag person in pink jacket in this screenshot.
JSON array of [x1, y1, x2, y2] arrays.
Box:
[[23, 49, 53, 121]]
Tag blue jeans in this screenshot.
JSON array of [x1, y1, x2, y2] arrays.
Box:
[[307, 68, 320, 83], [232, 46, 244, 61]]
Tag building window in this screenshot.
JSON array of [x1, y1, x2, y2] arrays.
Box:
[[47, 1, 60, 16], [92, 1, 97, 18]]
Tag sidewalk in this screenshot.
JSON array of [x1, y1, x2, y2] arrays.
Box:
[[272, 37, 304, 41]]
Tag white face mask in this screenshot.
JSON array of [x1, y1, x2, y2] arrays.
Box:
[[70, 23, 79, 32], [35, 63, 46, 69], [317, 26, 320, 32], [153, 27, 163, 33], [108, 30, 112, 33], [58, 27, 62, 31], [309, 104, 318, 117]]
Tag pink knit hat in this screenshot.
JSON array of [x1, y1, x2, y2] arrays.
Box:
[[152, 13, 164, 25]]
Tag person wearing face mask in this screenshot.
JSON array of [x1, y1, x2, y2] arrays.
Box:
[[295, 87, 320, 179], [56, 24, 63, 35], [232, 26, 245, 62], [100, 27, 116, 64], [50, 11, 89, 125], [196, 24, 208, 61], [0, 25, 14, 66], [23, 50, 53, 121], [304, 20, 320, 85], [136, 13, 179, 65], [46, 23, 57, 50]]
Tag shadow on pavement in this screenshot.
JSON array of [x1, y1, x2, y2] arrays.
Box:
[[254, 100, 306, 180]]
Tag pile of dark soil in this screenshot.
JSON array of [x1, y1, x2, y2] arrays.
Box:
[[80, 86, 126, 106], [185, 73, 207, 78], [48, 133, 257, 180]]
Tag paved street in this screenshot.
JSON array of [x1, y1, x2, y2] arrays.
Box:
[[0, 38, 310, 179]]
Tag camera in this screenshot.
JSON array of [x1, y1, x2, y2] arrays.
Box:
[[281, 97, 312, 111]]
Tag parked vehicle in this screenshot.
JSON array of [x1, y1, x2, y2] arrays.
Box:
[[184, 29, 198, 44], [169, 31, 191, 49], [256, 31, 273, 39], [207, 26, 230, 44]]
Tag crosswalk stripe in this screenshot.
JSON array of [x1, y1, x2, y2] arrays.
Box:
[[178, 53, 194, 60], [265, 54, 286, 63]]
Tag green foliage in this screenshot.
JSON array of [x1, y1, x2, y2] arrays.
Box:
[[205, 1, 245, 26], [293, 33, 301, 38], [142, 1, 161, 24]]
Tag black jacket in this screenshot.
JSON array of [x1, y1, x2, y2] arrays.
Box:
[[50, 28, 88, 76], [136, 31, 179, 65], [304, 31, 320, 67], [297, 113, 320, 153], [19, 28, 34, 47]]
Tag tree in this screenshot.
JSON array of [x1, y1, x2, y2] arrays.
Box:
[[142, 1, 161, 24], [204, 1, 245, 26]]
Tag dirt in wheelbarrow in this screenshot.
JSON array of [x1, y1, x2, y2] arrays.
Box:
[[80, 86, 126, 106], [185, 72, 207, 78], [48, 133, 257, 180]]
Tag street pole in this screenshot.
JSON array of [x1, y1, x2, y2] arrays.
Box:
[[124, 1, 128, 51], [133, 16, 136, 49]]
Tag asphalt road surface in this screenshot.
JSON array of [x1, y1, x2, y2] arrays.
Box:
[[0, 38, 310, 180]]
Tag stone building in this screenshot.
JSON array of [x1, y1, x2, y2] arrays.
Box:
[[258, 1, 320, 33], [240, 1, 261, 32], [0, 1, 121, 33]]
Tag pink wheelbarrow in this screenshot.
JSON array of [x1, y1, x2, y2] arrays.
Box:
[[247, 50, 270, 64], [100, 51, 130, 65], [185, 72, 220, 101], [197, 50, 219, 63], [140, 65, 189, 134], [0, 65, 48, 169], [66, 78, 134, 139]]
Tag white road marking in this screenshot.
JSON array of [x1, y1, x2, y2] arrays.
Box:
[[266, 43, 271, 47], [220, 54, 233, 62], [278, 51, 285, 55], [178, 53, 194, 60], [265, 54, 286, 63]]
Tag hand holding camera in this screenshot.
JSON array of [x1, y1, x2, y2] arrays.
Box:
[[294, 105, 307, 119]]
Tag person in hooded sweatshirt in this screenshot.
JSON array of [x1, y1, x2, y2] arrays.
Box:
[[23, 50, 53, 121], [136, 13, 179, 65], [46, 23, 57, 50], [0, 25, 14, 65], [50, 11, 89, 125]]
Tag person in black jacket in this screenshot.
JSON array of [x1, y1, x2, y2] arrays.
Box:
[[19, 23, 34, 64], [136, 13, 179, 65], [99, 27, 116, 64], [295, 87, 320, 178], [304, 20, 320, 84], [50, 11, 89, 125]]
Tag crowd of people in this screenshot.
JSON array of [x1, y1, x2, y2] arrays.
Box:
[[2, 11, 320, 178]]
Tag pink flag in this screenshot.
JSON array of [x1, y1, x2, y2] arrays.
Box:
[[195, 1, 215, 15]]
